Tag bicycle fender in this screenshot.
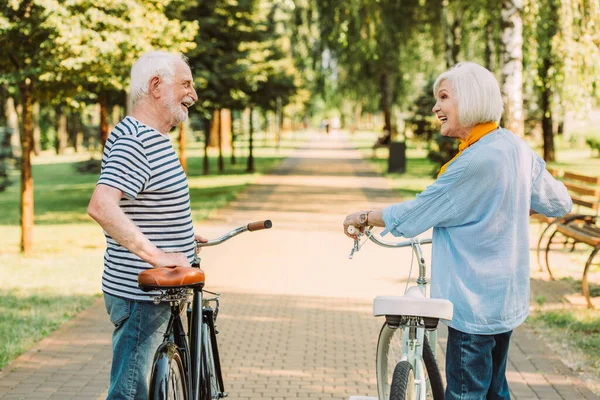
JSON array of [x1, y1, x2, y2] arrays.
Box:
[[148, 341, 183, 400]]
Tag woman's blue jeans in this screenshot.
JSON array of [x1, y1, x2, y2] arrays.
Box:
[[445, 326, 512, 400], [104, 293, 171, 400]]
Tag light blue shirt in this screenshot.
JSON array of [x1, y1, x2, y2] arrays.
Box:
[[381, 128, 572, 334]]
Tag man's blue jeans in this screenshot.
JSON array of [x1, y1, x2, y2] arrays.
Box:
[[445, 326, 512, 400], [104, 293, 170, 400]]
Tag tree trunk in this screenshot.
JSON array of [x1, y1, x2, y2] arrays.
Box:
[[99, 93, 109, 147], [179, 122, 187, 173], [203, 117, 211, 175], [55, 107, 68, 155], [218, 109, 224, 173], [68, 111, 84, 152], [442, 0, 462, 68], [32, 102, 41, 156], [380, 72, 393, 135], [499, 0, 524, 137], [276, 97, 282, 150], [484, 12, 496, 71], [540, 58, 555, 162], [247, 108, 255, 173], [19, 79, 34, 254], [230, 110, 236, 165], [210, 109, 220, 147]]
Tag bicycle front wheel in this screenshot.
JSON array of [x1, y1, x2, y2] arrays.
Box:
[[390, 361, 415, 400], [376, 323, 407, 400]]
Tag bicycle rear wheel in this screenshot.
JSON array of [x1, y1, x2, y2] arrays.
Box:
[[389, 361, 415, 400], [422, 335, 444, 399], [149, 342, 187, 400]]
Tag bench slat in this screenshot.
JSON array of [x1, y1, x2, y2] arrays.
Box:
[[563, 182, 600, 197], [556, 224, 600, 246], [564, 171, 600, 185]]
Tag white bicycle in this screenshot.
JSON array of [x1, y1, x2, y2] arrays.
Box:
[[347, 226, 453, 400]]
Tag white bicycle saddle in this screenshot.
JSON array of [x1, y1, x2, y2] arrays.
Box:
[[373, 286, 453, 320]]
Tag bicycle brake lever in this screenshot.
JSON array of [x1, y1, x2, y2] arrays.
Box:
[[347, 225, 368, 259]]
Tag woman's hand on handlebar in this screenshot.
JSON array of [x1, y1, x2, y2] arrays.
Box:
[[343, 211, 365, 239], [343, 210, 384, 239]]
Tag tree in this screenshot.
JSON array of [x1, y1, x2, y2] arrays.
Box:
[[0, 0, 196, 253], [523, 0, 600, 161], [499, 0, 524, 137]]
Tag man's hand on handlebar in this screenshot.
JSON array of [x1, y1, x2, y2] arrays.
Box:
[[195, 233, 208, 252]]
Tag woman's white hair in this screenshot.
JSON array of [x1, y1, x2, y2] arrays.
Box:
[[433, 62, 504, 127], [130, 51, 187, 107]]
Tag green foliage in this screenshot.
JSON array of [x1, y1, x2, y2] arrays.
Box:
[[405, 79, 439, 142], [173, 0, 297, 117], [586, 137, 600, 157], [427, 134, 458, 177], [0, 1, 197, 103], [315, 0, 444, 114]]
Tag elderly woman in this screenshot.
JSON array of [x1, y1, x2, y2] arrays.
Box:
[[344, 62, 572, 399]]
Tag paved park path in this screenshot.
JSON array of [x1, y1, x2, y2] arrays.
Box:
[[0, 131, 597, 400]]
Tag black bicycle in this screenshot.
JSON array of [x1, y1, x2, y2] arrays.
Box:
[[138, 220, 273, 400]]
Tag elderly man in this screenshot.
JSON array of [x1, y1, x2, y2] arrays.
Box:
[[344, 62, 572, 400], [88, 51, 205, 400]]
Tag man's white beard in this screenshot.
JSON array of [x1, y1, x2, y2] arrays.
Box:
[[165, 91, 188, 124]]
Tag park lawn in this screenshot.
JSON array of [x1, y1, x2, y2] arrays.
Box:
[[0, 133, 302, 370]]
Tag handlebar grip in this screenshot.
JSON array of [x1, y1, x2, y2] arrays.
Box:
[[247, 220, 272, 231], [347, 225, 357, 235]]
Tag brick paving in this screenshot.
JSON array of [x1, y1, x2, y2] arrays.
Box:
[[0, 131, 597, 399]]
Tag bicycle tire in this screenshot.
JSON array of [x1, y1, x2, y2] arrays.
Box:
[[389, 361, 415, 400], [376, 323, 406, 400], [149, 342, 187, 400], [423, 335, 444, 400], [201, 322, 220, 399]]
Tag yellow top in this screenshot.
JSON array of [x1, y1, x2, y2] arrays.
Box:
[[437, 122, 499, 177]]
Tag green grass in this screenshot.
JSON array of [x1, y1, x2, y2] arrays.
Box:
[[0, 289, 99, 369], [528, 309, 600, 371], [0, 132, 303, 370]]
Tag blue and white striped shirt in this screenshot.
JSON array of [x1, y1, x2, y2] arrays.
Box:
[[97, 117, 195, 301], [382, 128, 572, 334]]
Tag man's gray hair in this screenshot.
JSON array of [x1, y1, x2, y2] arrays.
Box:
[[130, 51, 188, 107], [433, 62, 504, 127]]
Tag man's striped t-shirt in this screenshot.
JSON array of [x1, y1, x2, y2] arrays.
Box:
[[97, 116, 195, 301]]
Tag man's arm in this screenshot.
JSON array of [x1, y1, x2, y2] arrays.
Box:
[[88, 184, 190, 268]]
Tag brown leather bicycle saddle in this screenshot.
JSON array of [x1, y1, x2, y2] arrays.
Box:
[[138, 267, 206, 292]]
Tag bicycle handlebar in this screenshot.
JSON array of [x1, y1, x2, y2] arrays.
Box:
[[347, 225, 431, 248], [347, 225, 431, 259], [197, 220, 272, 248]]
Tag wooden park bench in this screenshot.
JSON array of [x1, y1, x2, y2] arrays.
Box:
[[534, 170, 600, 308]]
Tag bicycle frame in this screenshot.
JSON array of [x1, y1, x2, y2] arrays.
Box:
[[144, 220, 272, 400], [349, 227, 450, 400]]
